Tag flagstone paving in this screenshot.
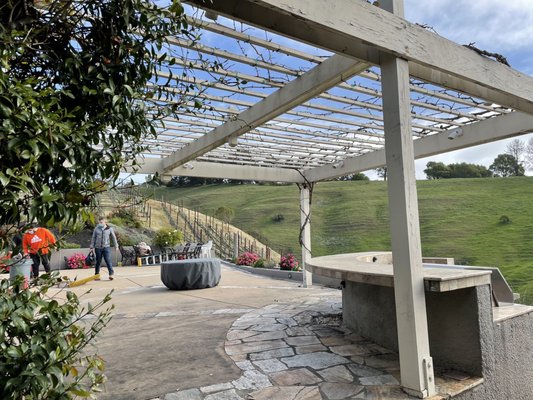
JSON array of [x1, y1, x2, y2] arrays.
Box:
[[151, 294, 479, 400]]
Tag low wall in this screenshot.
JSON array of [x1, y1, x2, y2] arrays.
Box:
[[342, 281, 487, 375], [229, 263, 342, 288], [455, 309, 533, 400], [48, 248, 120, 271]]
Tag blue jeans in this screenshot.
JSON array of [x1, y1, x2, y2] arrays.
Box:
[[95, 247, 114, 276]]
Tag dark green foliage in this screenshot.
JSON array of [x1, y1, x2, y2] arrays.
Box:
[[168, 176, 226, 187], [253, 258, 265, 268], [425, 161, 491, 179], [215, 206, 235, 223], [272, 214, 285, 222], [424, 161, 451, 179], [153, 228, 183, 247], [490, 154, 525, 177], [375, 167, 387, 181], [448, 163, 492, 178], [109, 207, 141, 228], [337, 173, 369, 181], [0, 273, 113, 399], [0, 0, 203, 246], [499, 215, 511, 224]]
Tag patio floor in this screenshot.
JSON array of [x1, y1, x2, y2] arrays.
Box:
[[50, 264, 482, 400]]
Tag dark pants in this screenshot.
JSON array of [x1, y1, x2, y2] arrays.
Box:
[[95, 247, 114, 276], [30, 253, 50, 278]]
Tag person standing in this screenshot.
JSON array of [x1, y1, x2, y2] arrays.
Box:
[[90, 217, 118, 280], [22, 225, 57, 278]]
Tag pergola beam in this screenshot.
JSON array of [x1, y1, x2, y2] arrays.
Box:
[[133, 158, 305, 183], [161, 54, 369, 172], [184, 16, 497, 114], [186, 0, 533, 114], [303, 112, 533, 182]]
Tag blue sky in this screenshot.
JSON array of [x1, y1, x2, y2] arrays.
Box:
[[129, 1, 533, 183], [403, 0, 533, 178]]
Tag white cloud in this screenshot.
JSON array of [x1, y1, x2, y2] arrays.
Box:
[[405, 0, 533, 71]]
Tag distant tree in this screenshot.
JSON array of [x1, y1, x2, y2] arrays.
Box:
[[351, 172, 370, 181], [167, 176, 182, 187], [337, 172, 369, 181], [448, 163, 492, 178], [424, 162, 451, 179], [145, 172, 161, 186], [215, 206, 235, 223], [526, 137, 533, 169], [376, 167, 387, 181], [425, 161, 491, 179], [204, 178, 225, 184], [490, 154, 525, 177], [506, 139, 526, 165]]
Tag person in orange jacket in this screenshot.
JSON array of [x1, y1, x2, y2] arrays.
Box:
[[22, 225, 57, 278]]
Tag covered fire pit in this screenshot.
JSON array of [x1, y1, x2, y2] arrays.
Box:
[[160, 258, 221, 290]]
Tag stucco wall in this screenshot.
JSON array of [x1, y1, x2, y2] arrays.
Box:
[[46, 248, 120, 271], [343, 281, 533, 398], [342, 281, 487, 375], [455, 309, 533, 400]]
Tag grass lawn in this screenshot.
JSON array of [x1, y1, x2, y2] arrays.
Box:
[[147, 177, 533, 304]]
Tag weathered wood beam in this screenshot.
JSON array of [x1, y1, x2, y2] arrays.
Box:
[[161, 54, 368, 172], [302, 112, 533, 182], [186, 0, 533, 114], [132, 158, 305, 183]]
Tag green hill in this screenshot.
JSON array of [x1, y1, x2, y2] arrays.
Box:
[[147, 177, 533, 304]]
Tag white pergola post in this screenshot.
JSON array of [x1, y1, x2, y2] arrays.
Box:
[[299, 184, 312, 287], [381, 0, 435, 398]]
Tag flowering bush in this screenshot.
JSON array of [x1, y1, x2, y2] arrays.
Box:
[[67, 253, 90, 269], [236, 252, 260, 266], [153, 228, 183, 247], [0, 252, 12, 273], [279, 253, 299, 271]]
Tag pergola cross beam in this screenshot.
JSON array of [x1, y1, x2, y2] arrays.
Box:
[[161, 54, 369, 172], [186, 0, 533, 115]]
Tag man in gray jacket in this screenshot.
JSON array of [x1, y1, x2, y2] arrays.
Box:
[[90, 217, 119, 280]]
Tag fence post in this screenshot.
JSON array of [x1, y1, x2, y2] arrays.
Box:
[[233, 232, 238, 260]]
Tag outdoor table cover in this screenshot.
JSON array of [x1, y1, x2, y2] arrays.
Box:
[[161, 258, 221, 290]]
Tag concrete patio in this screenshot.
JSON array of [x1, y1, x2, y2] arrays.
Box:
[[49, 264, 482, 400]]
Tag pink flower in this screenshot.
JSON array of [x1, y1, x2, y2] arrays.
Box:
[[280, 254, 299, 271], [236, 252, 260, 266], [67, 253, 89, 269]]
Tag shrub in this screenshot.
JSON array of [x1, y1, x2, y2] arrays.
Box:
[[272, 214, 285, 222], [215, 206, 235, 223], [236, 252, 260, 266], [280, 253, 299, 271], [263, 260, 277, 269], [114, 228, 152, 247], [109, 208, 142, 228], [153, 228, 183, 247], [499, 215, 511, 224], [66, 253, 90, 269], [0, 273, 113, 398], [253, 258, 266, 268]]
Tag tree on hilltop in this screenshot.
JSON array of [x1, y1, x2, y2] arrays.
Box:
[[490, 154, 525, 177]]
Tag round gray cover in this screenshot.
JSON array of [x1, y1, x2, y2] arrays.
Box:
[[161, 258, 221, 290]]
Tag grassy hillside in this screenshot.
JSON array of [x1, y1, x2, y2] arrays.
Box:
[[147, 177, 533, 304]]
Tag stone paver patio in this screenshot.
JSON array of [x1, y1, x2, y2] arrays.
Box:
[[154, 292, 480, 400]]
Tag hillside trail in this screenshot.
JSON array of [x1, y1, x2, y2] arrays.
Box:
[[99, 190, 281, 262]]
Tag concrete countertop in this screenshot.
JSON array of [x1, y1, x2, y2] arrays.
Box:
[[308, 252, 492, 292]]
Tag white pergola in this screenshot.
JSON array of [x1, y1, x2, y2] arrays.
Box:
[[132, 0, 533, 397]]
